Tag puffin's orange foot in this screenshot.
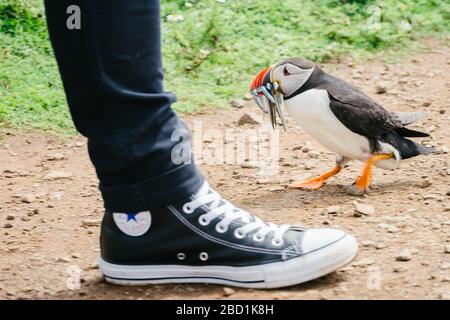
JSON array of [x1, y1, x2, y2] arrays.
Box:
[[354, 175, 370, 193], [289, 177, 325, 190]]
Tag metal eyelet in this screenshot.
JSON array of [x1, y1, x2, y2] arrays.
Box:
[[234, 228, 246, 239], [198, 215, 210, 226], [215, 223, 228, 233], [199, 252, 208, 261], [253, 234, 265, 242], [177, 253, 186, 260], [182, 203, 194, 214], [272, 238, 284, 246]]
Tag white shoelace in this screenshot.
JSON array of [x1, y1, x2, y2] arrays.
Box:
[[183, 183, 290, 246]]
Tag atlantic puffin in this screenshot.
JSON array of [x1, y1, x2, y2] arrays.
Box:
[[249, 58, 438, 194]]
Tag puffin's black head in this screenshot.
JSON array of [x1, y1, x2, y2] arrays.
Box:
[[249, 57, 315, 130]]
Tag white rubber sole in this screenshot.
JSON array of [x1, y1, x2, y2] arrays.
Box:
[[100, 234, 358, 289]]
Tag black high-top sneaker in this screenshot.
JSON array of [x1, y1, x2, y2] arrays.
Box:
[[99, 182, 358, 288]]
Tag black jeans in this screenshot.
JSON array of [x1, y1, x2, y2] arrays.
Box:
[[44, 0, 204, 212]]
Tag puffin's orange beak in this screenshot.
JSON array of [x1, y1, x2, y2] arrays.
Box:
[[250, 66, 272, 92], [249, 65, 286, 131]]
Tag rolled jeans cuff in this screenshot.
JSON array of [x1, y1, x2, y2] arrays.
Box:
[[99, 163, 204, 212]]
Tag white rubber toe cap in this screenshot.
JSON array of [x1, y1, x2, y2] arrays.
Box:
[[301, 228, 347, 254]]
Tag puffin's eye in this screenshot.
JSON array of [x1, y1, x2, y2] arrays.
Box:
[[283, 66, 290, 76]]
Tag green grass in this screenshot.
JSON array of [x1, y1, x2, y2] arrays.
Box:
[[1, 0, 449, 135]]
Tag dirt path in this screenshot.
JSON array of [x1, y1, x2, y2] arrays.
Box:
[[1, 40, 449, 300]]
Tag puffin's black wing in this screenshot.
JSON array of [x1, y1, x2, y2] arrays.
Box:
[[319, 73, 398, 138], [327, 98, 396, 138]]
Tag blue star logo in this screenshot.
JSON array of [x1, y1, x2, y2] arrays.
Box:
[[126, 213, 137, 222]]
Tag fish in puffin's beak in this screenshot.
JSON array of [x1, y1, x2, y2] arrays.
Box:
[[250, 66, 286, 131]]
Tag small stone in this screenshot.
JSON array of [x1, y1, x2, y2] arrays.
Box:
[[379, 223, 399, 233], [395, 249, 412, 261], [423, 194, 440, 202], [81, 219, 101, 227], [71, 252, 81, 259], [256, 178, 272, 185], [361, 240, 376, 247], [21, 194, 36, 203], [281, 161, 296, 168], [44, 170, 73, 180], [81, 274, 104, 284], [81, 219, 102, 227], [6, 290, 16, 296], [444, 245, 450, 254], [240, 163, 258, 169], [51, 192, 64, 201], [422, 100, 432, 107], [353, 202, 375, 216], [87, 262, 99, 270], [351, 70, 362, 79], [75, 141, 85, 147], [57, 256, 71, 263], [393, 266, 407, 273], [352, 258, 375, 267], [441, 275, 450, 282], [230, 99, 245, 109], [28, 209, 39, 216], [21, 216, 30, 222], [3, 223, 13, 228], [440, 262, 450, 270], [46, 153, 65, 161], [375, 81, 388, 94], [326, 205, 341, 215], [243, 93, 253, 101], [223, 287, 235, 297], [6, 215, 15, 221], [416, 179, 432, 188], [375, 243, 389, 249], [268, 186, 285, 192], [237, 113, 260, 126], [304, 162, 314, 170]]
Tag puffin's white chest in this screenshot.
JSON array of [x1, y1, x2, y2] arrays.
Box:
[[285, 89, 371, 160]]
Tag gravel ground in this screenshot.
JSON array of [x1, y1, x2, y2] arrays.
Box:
[[0, 39, 449, 300]]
